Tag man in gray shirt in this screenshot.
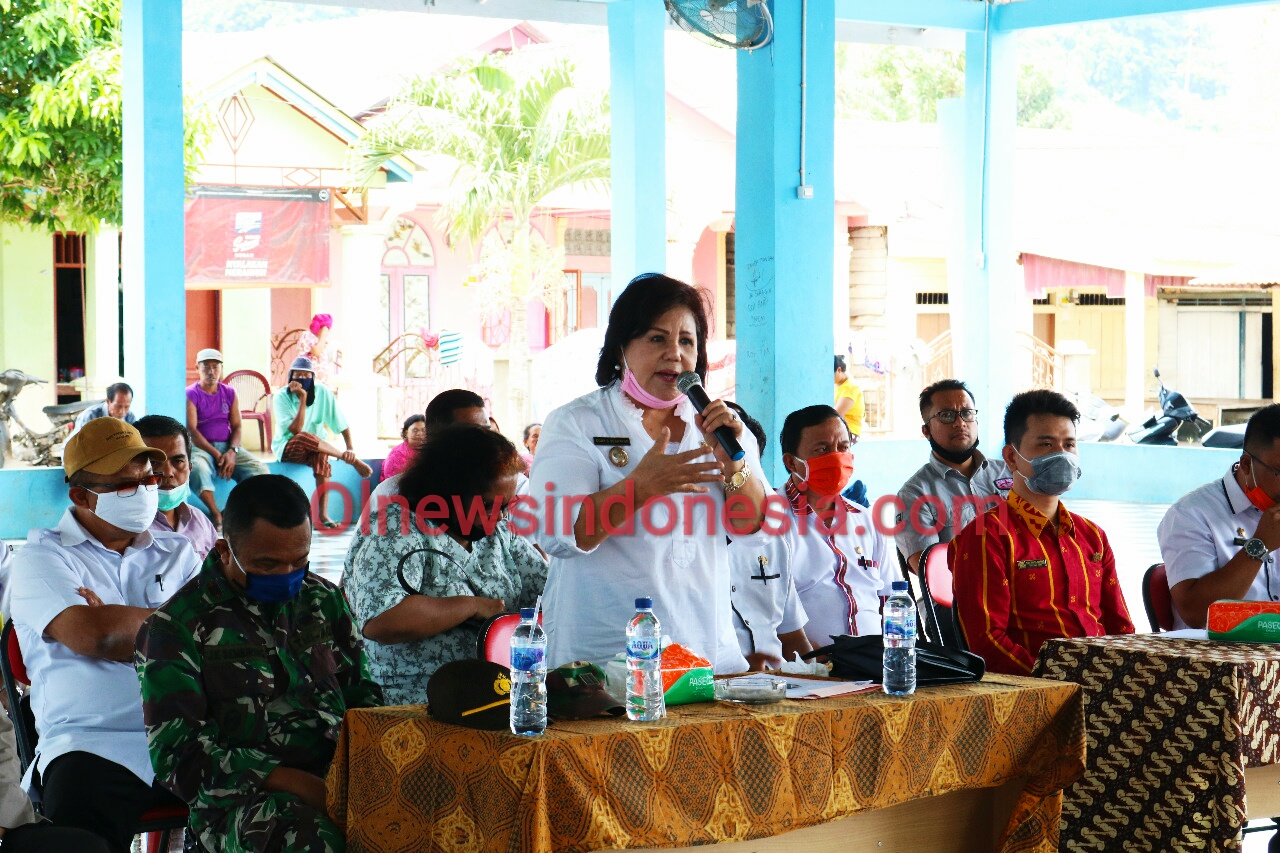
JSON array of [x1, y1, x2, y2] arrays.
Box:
[[71, 382, 136, 436], [895, 379, 1013, 572]]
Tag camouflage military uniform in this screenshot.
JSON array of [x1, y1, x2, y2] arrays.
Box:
[[137, 554, 383, 853]]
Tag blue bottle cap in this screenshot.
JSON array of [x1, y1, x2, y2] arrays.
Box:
[[635, 597, 653, 609], [520, 607, 536, 619], [891, 581, 909, 592]]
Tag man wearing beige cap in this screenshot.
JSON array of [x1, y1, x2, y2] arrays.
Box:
[[186, 348, 269, 529], [6, 418, 199, 853]]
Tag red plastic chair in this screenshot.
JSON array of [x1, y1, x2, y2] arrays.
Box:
[[1, 623, 190, 852], [918, 543, 963, 649], [224, 370, 273, 450], [1142, 563, 1175, 632], [476, 612, 541, 665]]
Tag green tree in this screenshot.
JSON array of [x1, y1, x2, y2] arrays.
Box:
[[349, 51, 609, 429], [0, 0, 210, 232], [1063, 18, 1226, 123], [836, 43, 1070, 129]]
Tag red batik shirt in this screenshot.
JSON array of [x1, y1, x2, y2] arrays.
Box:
[[949, 491, 1135, 675]]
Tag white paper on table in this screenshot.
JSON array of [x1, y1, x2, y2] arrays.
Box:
[[1146, 628, 1210, 640], [783, 677, 878, 699]]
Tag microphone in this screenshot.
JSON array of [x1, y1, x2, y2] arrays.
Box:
[[675, 371, 745, 462]]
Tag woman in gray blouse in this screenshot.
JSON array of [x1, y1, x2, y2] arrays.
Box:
[[342, 424, 548, 705]]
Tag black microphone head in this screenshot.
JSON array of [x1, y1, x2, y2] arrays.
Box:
[[675, 371, 702, 395]]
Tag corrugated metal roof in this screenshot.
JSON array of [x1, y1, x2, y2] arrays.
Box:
[[1186, 267, 1280, 288]]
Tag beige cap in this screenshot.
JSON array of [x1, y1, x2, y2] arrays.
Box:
[[63, 418, 164, 481], [196, 348, 223, 364]]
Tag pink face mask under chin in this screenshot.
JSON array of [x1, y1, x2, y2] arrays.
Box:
[[620, 358, 686, 409]]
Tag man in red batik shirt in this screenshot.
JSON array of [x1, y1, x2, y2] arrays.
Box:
[[950, 389, 1134, 675]]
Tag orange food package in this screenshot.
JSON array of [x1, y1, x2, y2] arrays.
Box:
[[658, 643, 715, 704], [659, 643, 711, 692]]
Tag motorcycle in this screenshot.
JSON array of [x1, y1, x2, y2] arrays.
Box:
[[0, 370, 97, 468], [1074, 392, 1128, 443], [1201, 423, 1246, 450], [1126, 368, 1212, 446]]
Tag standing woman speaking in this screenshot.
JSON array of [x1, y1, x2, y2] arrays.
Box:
[[530, 274, 769, 673]]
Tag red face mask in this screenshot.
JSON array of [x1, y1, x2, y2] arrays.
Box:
[[795, 451, 855, 497], [1246, 460, 1276, 511]]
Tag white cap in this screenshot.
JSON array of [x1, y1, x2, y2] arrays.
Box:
[[196, 348, 223, 364]]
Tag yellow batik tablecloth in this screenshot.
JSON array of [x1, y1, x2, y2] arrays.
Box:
[[327, 674, 1083, 853]]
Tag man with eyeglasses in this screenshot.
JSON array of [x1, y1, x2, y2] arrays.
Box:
[[7, 418, 199, 853], [1159, 404, 1280, 629], [895, 379, 1013, 574]]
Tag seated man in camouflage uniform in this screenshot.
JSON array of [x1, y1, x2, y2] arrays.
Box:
[[137, 475, 382, 853]]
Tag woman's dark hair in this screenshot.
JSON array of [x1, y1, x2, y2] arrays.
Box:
[[398, 424, 521, 533], [594, 273, 711, 387], [400, 414, 425, 440], [726, 401, 767, 455], [523, 422, 541, 442]]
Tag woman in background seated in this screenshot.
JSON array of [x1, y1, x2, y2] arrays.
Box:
[[520, 422, 541, 472], [381, 415, 426, 479], [342, 424, 548, 705]]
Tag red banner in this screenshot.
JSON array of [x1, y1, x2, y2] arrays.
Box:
[[185, 185, 331, 287]]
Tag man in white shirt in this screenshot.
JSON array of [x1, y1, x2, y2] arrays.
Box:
[[8, 418, 199, 853], [1159, 404, 1280, 629], [725, 403, 810, 669], [778, 405, 895, 648]]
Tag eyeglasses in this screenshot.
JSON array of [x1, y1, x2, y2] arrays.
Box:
[[928, 408, 978, 425], [81, 474, 161, 497], [1249, 453, 1280, 479]]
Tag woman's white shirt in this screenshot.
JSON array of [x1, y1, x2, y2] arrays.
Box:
[[529, 384, 757, 674]]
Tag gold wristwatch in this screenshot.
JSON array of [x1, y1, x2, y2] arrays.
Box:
[[724, 464, 751, 494]]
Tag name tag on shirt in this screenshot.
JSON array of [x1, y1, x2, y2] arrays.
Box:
[[1016, 559, 1049, 570], [593, 437, 630, 447]]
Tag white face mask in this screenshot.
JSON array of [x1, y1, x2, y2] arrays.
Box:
[[90, 484, 160, 534]]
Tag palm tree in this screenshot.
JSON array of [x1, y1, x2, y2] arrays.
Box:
[[348, 51, 610, 431]]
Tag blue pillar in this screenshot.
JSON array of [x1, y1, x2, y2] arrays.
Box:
[[607, 0, 667, 301], [736, 0, 836, 483], [122, 0, 186, 421], [953, 28, 1017, 449]]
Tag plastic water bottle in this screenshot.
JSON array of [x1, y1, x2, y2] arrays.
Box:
[[509, 608, 547, 736], [626, 597, 666, 721], [882, 580, 917, 696]]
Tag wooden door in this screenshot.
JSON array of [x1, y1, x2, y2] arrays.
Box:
[[186, 290, 221, 384]]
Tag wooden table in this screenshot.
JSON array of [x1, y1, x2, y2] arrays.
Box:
[[327, 674, 1084, 853], [1036, 634, 1280, 852]]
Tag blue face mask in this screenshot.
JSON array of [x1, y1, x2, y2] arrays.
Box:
[[226, 543, 308, 603]]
